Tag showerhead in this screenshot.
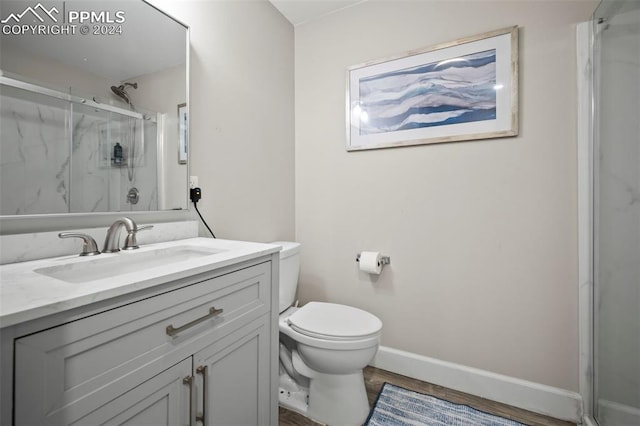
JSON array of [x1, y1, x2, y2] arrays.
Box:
[[110, 85, 130, 104], [110, 82, 137, 107]]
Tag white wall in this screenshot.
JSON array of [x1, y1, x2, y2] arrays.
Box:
[[148, 0, 295, 243], [0, 44, 114, 99], [129, 64, 189, 211], [295, 0, 596, 392]]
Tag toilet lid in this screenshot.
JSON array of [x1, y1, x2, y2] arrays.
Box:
[[287, 302, 382, 340]]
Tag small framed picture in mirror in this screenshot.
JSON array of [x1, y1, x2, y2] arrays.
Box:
[[178, 103, 188, 164]]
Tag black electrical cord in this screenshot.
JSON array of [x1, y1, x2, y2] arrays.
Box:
[[190, 187, 216, 238], [189, 188, 216, 238], [192, 200, 216, 238]]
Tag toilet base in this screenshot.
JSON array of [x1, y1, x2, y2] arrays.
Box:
[[307, 371, 370, 425], [278, 372, 309, 416], [278, 369, 370, 426]]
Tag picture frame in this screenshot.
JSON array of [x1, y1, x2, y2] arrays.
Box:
[[346, 26, 518, 151], [178, 102, 188, 164]]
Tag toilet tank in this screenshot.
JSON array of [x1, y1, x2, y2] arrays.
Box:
[[272, 241, 301, 313]]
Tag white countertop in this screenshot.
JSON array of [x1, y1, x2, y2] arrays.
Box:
[[0, 237, 281, 329]]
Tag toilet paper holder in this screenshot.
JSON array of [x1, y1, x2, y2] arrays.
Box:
[[356, 253, 390, 266]]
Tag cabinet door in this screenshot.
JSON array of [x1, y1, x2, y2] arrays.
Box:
[[15, 356, 192, 426], [194, 317, 271, 426], [17, 357, 192, 426], [76, 357, 192, 426]]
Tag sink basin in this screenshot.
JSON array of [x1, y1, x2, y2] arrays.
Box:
[[34, 245, 225, 284]]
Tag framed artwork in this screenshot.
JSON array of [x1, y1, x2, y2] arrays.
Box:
[[178, 103, 188, 164], [346, 26, 518, 151]]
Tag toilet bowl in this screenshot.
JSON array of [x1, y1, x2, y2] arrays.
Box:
[[281, 302, 381, 374], [273, 242, 382, 425]]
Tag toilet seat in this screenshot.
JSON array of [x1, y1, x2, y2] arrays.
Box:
[[287, 302, 382, 341]]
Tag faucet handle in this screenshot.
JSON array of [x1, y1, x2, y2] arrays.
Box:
[[59, 232, 101, 256], [123, 225, 154, 250]]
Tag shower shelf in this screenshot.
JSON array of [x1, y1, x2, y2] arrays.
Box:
[[110, 160, 129, 167]]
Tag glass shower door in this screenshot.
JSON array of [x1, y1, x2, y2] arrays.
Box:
[[593, 0, 640, 424]]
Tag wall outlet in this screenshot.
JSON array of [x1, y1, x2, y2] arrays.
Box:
[[189, 176, 199, 188]]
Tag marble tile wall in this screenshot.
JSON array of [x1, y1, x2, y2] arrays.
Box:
[[0, 85, 158, 215], [0, 87, 69, 215]]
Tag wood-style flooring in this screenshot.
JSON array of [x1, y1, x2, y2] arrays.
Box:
[[278, 366, 576, 426]]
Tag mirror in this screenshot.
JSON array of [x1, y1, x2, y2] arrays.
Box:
[[0, 0, 188, 216]]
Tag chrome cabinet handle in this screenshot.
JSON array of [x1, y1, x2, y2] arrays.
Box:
[[183, 375, 196, 426], [166, 307, 224, 337], [58, 232, 100, 256], [196, 365, 208, 424]]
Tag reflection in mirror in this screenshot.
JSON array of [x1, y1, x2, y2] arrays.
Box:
[[0, 0, 188, 215]]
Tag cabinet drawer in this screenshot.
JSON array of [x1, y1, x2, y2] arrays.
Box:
[[14, 261, 271, 425]]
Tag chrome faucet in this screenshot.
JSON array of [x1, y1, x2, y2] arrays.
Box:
[[59, 232, 101, 256], [102, 217, 154, 252], [103, 217, 137, 253], [123, 224, 153, 250]]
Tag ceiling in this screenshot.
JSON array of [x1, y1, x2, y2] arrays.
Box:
[[0, 1, 186, 81], [269, 0, 365, 26], [0, 0, 361, 82]]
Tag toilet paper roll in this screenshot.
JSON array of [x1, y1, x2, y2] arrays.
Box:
[[359, 251, 382, 274]]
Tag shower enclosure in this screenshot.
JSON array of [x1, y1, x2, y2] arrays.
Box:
[[580, 0, 640, 424], [0, 74, 159, 215]]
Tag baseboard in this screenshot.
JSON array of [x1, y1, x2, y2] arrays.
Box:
[[369, 346, 583, 423], [597, 399, 640, 425]]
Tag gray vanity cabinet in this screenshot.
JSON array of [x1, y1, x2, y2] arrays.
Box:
[[60, 358, 192, 425], [194, 318, 271, 425], [10, 259, 277, 426]]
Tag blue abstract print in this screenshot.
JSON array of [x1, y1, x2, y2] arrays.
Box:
[[358, 50, 497, 135]]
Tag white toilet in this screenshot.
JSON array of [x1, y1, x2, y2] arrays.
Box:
[[274, 241, 382, 425]]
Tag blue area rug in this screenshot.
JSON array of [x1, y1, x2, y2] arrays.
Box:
[[365, 382, 527, 426]]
